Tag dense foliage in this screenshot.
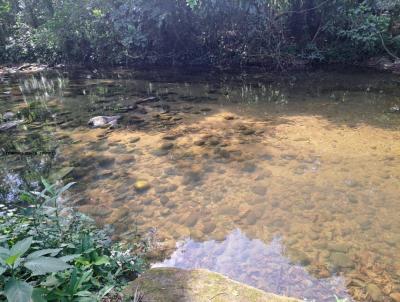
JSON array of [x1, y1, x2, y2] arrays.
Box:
[[0, 179, 148, 302], [0, 0, 399, 67]]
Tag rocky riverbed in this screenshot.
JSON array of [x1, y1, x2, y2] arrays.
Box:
[[1, 68, 400, 301]]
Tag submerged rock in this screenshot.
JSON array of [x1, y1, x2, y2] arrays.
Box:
[[2, 112, 15, 120], [124, 268, 301, 302], [0, 120, 24, 131], [388, 105, 400, 113], [134, 180, 151, 192], [87, 115, 121, 128], [329, 252, 354, 268], [366, 283, 383, 302]]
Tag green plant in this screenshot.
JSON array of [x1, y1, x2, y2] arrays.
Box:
[[0, 237, 73, 302], [0, 179, 148, 302]]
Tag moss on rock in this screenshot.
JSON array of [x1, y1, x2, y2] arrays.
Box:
[[124, 268, 301, 302]]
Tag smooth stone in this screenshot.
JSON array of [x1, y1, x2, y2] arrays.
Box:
[[366, 284, 383, 302], [160, 196, 169, 205], [327, 243, 350, 253], [242, 163, 257, 173], [88, 115, 121, 128], [134, 180, 151, 192], [166, 201, 177, 208], [152, 148, 170, 156], [251, 185, 267, 196], [129, 137, 141, 143], [242, 128, 256, 135], [163, 135, 178, 141], [160, 142, 174, 150], [3, 112, 15, 120], [245, 210, 263, 225], [184, 213, 199, 227], [208, 137, 220, 146], [202, 222, 216, 234], [182, 171, 202, 185], [167, 184, 178, 192], [194, 140, 206, 146], [329, 252, 354, 268]]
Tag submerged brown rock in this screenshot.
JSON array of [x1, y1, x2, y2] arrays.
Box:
[[124, 268, 301, 302]]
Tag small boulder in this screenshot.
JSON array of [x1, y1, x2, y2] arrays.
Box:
[[88, 116, 121, 128], [124, 268, 301, 302], [2, 112, 15, 120]]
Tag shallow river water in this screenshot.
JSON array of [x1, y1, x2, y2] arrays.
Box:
[[1, 68, 400, 302]]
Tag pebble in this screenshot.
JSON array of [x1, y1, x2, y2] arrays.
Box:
[[327, 242, 350, 253], [241, 162, 257, 173], [194, 140, 206, 146], [129, 137, 141, 143], [251, 185, 267, 196], [182, 171, 202, 185], [134, 180, 151, 192], [167, 184, 178, 192], [242, 129, 256, 135], [152, 148, 170, 156], [202, 222, 216, 234], [184, 213, 199, 227], [366, 283, 383, 302], [160, 196, 169, 205], [329, 252, 354, 268], [160, 142, 174, 150]]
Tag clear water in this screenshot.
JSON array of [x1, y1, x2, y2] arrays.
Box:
[[1, 68, 400, 302]]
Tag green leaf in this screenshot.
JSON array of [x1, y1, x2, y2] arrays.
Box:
[[10, 237, 33, 257], [75, 291, 92, 297], [5, 254, 21, 266], [27, 248, 62, 259], [98, 284, 114, 298], [93, 255, 109, 266], [59, 254, 81, 262], [24, 257, 72, 276], [0, 265, 6, 275], [31, 288, 48, 302], [0, 246, 10, 260], [4, 279, 33, 302]]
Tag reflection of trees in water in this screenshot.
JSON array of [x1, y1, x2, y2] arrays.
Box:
[[0, 74, 67, 204]]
